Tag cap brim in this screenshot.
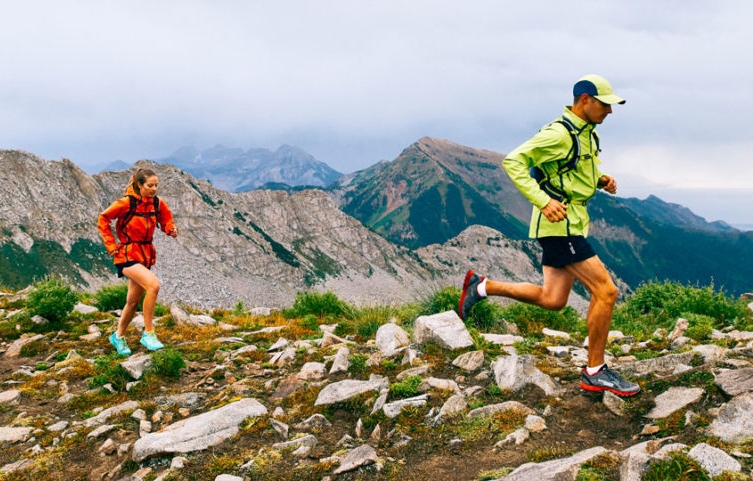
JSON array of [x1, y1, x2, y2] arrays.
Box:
[[594, 94, 626, 105]]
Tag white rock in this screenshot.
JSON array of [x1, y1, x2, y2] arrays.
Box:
[[412, 311, 473, 350], [646, 387, 704, 419], [375, 322, 410, 356], [133, 398, 267, 461], [314, 375, 389, 406], [688, 443, 741, 477]]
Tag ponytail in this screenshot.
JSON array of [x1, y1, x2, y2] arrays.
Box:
[[127, 167, 157, 195]]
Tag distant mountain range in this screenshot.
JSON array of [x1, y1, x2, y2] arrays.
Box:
[[155, 144, 341, 192]]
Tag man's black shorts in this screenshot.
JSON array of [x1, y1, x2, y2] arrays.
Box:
[[537, 236, 596, 268]]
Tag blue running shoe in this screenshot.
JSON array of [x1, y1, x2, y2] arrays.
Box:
[[140, 331, 164, 351], [109, 332, 132, 356]]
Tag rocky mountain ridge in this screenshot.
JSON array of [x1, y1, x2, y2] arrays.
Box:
[[328, 137, 753, 296], [0, 149, 582, 310]]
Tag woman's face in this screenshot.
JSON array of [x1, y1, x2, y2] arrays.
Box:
[[140, 175, 159, 197]]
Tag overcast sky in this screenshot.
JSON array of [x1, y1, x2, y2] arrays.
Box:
[[1, 1, 752, 227]]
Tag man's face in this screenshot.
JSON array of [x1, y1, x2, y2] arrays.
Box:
[[582, 96, 613, 124]]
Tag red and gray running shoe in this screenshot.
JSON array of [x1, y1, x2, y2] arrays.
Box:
[[580, 364, 641, 397], [458, 270, 485, 321]]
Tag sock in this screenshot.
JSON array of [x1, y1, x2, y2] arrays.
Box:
[[585, 363, 605, 376], [477, 278, 488, 297], [144, 329, 155, 335]]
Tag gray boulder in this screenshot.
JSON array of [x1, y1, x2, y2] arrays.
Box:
[[412, 311, 473, 350], [132, 398, 267, 461], [333, 444, 378, 474], [646, 387, 704, 419], [491, 352, 565, 396], [715, 368, 753, 397], [708, 392, 753, 444], [375, 322, 410, 356], [314, 375, 389, 406], [688, 443, 741, 477]]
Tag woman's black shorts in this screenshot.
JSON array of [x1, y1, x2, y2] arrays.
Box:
[[537, 236, 596, 268], [115, 261, 141, 278]]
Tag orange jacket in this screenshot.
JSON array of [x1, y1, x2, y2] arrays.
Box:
[[98, 186, 176, 268]]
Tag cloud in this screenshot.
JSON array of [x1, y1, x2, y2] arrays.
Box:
[[0, 1, 752, 224]]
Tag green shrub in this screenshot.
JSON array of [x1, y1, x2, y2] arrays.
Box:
[[334, 303, 418, 340], [500, 302, 583, 335], [684, 313, 716, 342], [89, 353, 132, 390], [421, 286, 458, 315], [20, 340, 44, 357], [642, 452, 710, 481], [421, 286, 506, 331], [150, 348, 186, 379], [284, 291, 351, 319], [27, 278, 78, 323], [154, 303, 169, 317], [299, 314, 320, 331], [389, 375, 422, 398], [612, 281, 752, 338], [93, 283, 128, 311], [348, 354, 368, 375]]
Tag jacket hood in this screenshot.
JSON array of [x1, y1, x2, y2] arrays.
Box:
[[124, 184, 154, 199]]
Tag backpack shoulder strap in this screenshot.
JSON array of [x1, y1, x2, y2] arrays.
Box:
[[529, 118, 580, 203], [552, 117, 580, 174]]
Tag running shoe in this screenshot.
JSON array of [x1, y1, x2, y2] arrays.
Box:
[[580, 364, 640, 397], [109, 332, 132, 356], [458, 270, 485, 321], [140, 331, 165, 351]]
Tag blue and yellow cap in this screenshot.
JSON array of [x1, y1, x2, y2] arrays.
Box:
[[573, 74, 626, 105]]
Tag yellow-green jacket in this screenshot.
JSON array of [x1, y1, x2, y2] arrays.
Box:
[[503, 107, 605, 238]]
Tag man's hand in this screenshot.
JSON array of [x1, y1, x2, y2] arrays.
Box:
[[598, 175, 617, 194], [541, 198, 568, 223]]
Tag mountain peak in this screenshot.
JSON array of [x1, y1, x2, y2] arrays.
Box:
[[158, 144, 341, 192]]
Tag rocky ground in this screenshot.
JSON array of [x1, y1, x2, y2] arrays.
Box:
[[1, 297, 753, 481]]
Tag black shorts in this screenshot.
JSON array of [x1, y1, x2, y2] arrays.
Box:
[[537, 236, 596, 268], [115, 261, 142, 278]]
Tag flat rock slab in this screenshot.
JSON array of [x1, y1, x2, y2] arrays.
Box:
[[688, 443, 741, 478], [333, 444, 378, 474], [3, 334, 45, 358], [708, 392, 753, 444], [715, 368, 753, 396], [498, 446, 609, 481], [314, 375, 389, 406], [646, 387, 704, 419], [0, 427, 33, 443], [132, 398, 267, 461], [83, 400, 140, 428]]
